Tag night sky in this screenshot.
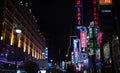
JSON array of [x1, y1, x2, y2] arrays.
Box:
[[28, 0, 76, 62], [22, 0, 94, 62]]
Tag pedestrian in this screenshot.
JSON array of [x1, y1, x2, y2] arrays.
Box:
[[66, 63, 76, 73], [23, 61, 39, 73]]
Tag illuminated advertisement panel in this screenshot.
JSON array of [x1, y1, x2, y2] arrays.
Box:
[[61, 61, 65, 69], [89, 41, 94, 55], [94, 28, 98, 38], [79, 26, 88, 60], [96, 49, 101, 60], [89, 28, 93, 39], [77, 8, 81, 25], [73, 38, 80, 65], [75, 0, 82, 26], [80, 32, 87, 48], [76, 0, 81, 5], [99, 0, 112, 5], [103, 42, 110, 60], [45, 47, 48, 59], [98, 32, 102, 47], [71, 52, 74, 64]]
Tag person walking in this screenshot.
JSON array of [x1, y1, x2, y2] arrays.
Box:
[[23, 61, 39, 73]]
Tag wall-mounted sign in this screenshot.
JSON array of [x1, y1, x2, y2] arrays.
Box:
[[99, 0, 112, 5], [81, 53, 87, 60]]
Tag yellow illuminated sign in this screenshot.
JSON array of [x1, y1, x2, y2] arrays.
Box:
[[99, 0, 112, 5]]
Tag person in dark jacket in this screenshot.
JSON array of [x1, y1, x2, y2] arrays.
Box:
[[66, 62, 76, 73], [23, 61, 39, 73]]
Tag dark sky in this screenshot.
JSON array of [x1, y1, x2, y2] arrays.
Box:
[[22, 0, 118, 62], [28, 0, 76, 62], [20, 0, 95, 62]]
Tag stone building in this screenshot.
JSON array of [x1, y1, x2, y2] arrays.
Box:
[[0, 0, 46, 68]]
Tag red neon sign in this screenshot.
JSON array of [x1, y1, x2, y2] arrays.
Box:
[[76, 0, 81, 5], [77, 8, 81, 25], [80, 32, 87, 47], [98, 32, 102, 47], [93, 0, 97, 4], [93, 1, 98, 26]]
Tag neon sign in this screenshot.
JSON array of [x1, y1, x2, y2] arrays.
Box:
[[80, 32, 87, 47], [75, 0, 82, 26], [98, 32, 102, 47], [73, 39, 80, 64], [76, 0, 81, 5], [99, 0, 112, 5], [77, 8, 81, 25], [93, 0, 98, 26]]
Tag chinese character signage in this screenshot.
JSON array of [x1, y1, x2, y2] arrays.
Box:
[[80, 32, 87, 47]]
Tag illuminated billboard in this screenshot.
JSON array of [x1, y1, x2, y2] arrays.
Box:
[[73, 38, 80, 65], [80, 32, 87, 47], [98, 31, 102, 47], [103, 42, 110, 60], [76, 0, 81, 5], [99, 0, 112, 5], [75, 0, 82, 26], [89, 41, 94, 55], [96, 49, 101, 60], [79, 26, 87, 48]]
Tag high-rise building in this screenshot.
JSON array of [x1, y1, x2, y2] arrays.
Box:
[[98, 0, 120, 73], [0, 0, 46, 68], [98, 0, 115, 33]]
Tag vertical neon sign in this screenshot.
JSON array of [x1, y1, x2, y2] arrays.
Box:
[[93, 0, 98, 26], [98, 31, 102, 47], [80, 32, 87, 47], [75, 0, 82, 26], [73, 38, 80, 65], [79, 26, 87, 48], [73, 38, 81, 70], [79, 26, 88, 60]]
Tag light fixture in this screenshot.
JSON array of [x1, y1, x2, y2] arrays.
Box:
[[15, 28, 22, 34]]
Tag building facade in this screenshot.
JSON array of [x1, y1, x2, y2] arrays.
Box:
[[98, 0, 120, 73], [0, 0, 46, 68]]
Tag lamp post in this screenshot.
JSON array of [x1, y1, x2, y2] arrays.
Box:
[[15, 28, 22, 71]]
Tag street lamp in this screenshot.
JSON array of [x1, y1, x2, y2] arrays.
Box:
[[15, 28, 22, 71], [50, 59, 53, 63]]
